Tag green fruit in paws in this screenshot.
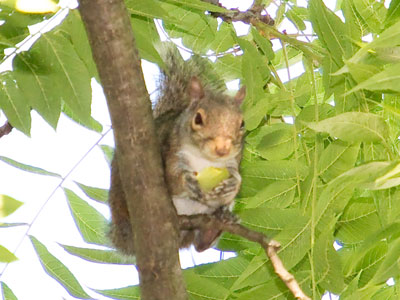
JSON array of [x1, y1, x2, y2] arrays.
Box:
[[196, 167, 230, 192]]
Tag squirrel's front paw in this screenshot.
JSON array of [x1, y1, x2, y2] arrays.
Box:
[[209, 176, 239, 200], [183, 172, 205, 202]]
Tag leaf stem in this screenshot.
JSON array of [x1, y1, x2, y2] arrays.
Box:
[[281, 40, 301, 198], [309, 58, 319, 300]]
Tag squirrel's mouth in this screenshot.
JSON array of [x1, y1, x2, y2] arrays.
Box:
[[206, 147, 239, 161]]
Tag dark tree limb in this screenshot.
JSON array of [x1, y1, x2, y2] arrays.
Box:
[[78, 1, 187, 300], [179, 214, 311, 300], [0, 121, 13, 138]]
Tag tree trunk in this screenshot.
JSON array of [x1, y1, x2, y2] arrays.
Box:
[[78, 1, 188, 299]]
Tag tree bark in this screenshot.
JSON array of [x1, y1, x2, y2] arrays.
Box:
[[78, 1, 187, 299]]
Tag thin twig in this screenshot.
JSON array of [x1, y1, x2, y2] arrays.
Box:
[[203, 0, 274, 26], [0, 121, 13, 138], [200, 0, 323, 64], [179, 214, 311, 300]]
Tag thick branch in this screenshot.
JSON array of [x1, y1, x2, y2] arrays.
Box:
[[0, 121, 12, 138], [78, 1, 187, 300], [179, 215, 311, 300]]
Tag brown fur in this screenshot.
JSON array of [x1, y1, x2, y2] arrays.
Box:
[[109, 48, 246, 254]]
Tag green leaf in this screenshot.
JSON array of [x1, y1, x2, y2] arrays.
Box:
[[313, 232, 345, 294], [352, 0, 386, 33], [238, 38, 270, 109], [209, 22, 236, 54], [0, 222, 27, 228], [317, 140, 360, 182], [365, 161, 400, 190], [13, 50, 61, 129], [60, 245, 135, 265], [274, 216, 311, 270], [348, 19, 400, 64], [346, 62, 400, 94], [244, 180, 296, 209], [341, 0, 363, 47], [34, 32, 92, 125], [228, 253, 274, 290], [307, 112, 389, 143], [130, 15, 163, 65], [272, 45, 302, 70], [0, 245, 17, 263], [241, 160, 309, 181], [100, 144, 114, 167], [0, 195, 23, 218], [0, 156, 61, 178], [75, 182, 108, 204], [214, 54, 242, 82], [371, 237, 400, 284], [61, 102, 103, 133], [336, 198, 381, 245], [343, 222, 400, 276], [385, 0, 400, 28], [295, 103, 335, 139], [184, 268, 230, 300], [161, 3, 217, 53], [235, 271, 311, 300], [339, 61, 381, 84], [94, 286, 140, 300], [238, 208, 306, 241], [372, 285, 399, 300], [357, 241, 388, 287], [164, 0, 228, 13], [254, 124, 295, 161], [309, 0, 346, 68], [126, 0, 172, 20], [57, 10, 98, 79], [242, 95, 273, 131], [251, 27, 274, 61], [0, 72, 31, 135], [64, 188, 109, 246], [1, 282, 18, 300], [316, 162, 396, 231], [29, 236, 91, 299], [286, 6, 307, 31], [191, 256, 250, 290], [0, 5, 48, 39]]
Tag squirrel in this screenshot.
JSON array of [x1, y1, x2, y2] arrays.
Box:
[[108, 46, 246, 254]]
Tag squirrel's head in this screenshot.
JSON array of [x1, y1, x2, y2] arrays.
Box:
[[187, 77, 246, 160]]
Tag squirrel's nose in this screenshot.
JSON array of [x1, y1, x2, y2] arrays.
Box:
[[214, 137, 232, 157], [216, 148, 229, 157]]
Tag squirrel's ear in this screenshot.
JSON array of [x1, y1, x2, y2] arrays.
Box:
[[188, 76, 205, 100], [234, 85, 246, 105]]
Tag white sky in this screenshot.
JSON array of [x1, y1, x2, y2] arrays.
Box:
[[0, 0, 340, 299]]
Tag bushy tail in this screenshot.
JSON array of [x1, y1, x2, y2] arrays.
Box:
[[154, 43, 225, 117]]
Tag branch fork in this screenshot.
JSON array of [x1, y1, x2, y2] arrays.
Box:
[[179, 214, 311, 300]]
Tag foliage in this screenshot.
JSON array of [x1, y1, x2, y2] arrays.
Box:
[[1, 0, 400, 299]]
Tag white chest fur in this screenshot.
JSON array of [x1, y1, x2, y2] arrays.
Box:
[[174, 144, 238, 216]]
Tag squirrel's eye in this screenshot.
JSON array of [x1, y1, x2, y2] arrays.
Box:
[[194, 112, 203, 125], [240, 120, 245, 129], [192, 109, 206, 130]]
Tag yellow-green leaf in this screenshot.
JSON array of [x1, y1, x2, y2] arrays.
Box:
[[0, 195, 23, 218]]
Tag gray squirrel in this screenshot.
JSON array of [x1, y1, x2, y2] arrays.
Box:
[[109, 46, 246, 254]]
